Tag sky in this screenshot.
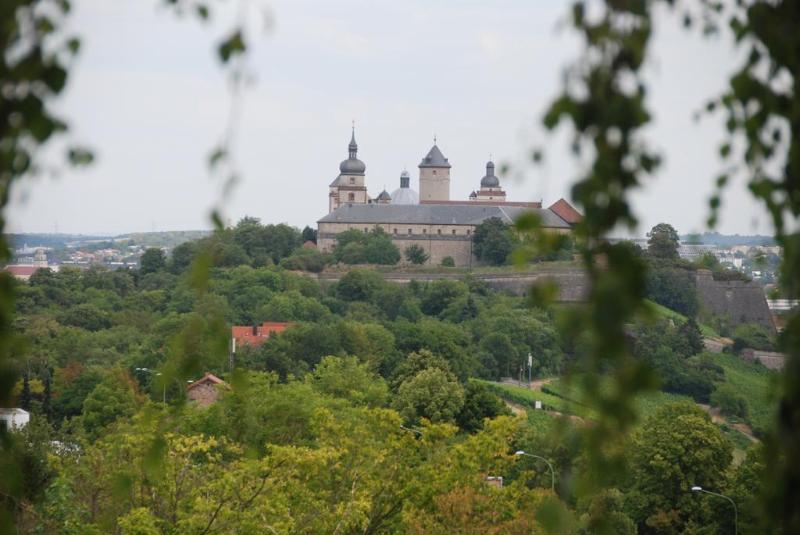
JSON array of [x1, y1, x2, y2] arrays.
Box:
[[7, 0, 771, 237]]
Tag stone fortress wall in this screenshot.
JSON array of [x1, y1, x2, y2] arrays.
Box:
[[318, 267, 773, 325], [694, 269, 775, 333], [317, 267, 590, 302]]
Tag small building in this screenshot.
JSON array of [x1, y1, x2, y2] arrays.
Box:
[[231, 321, 292, 352], [0, 408, 30, 431], [3, 265, 41, 281], [186, 373, 228, 407]]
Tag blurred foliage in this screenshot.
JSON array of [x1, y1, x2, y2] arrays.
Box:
[[2, 0, 800, 532], [527, 0, 800, 531]]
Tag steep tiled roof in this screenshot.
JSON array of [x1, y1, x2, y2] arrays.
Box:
[[187, 372, 227, 391], [547, 198, 582, 225], [318, 203, 570, 228], [3, 265, 41, 279], [419, 144, 451, 168]]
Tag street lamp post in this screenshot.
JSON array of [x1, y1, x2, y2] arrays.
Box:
[[691, 486, 738, 535], [515, 450, 555, 492], [135, 367, 164, 403], [527, 353, 532, 389]]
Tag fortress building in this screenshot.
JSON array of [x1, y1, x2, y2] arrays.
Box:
[[319, 129, 580, 267]]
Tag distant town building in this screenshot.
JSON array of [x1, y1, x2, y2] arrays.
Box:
[[0, 408, 30, 431], [3, 265, 42, 280], [677, 243, 717, 260], [319, 129, 581, 267], [186, 373, 228, 407]]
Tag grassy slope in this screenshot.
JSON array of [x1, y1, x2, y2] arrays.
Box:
[[711, 352, 777, 434], [478, 378, 692, 422], [643, 299, 720, 338], [544, 377, 694, 421], [475, 380, 594, 418]]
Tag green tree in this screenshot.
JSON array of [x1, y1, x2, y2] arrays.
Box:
[[280, 247, 328, 273], [309, 356, 388, 407], [628, 402, 732, 532], [404, 244, 429, 265], [419, 280, 468, 317], [362, 228, 401, 265], [393, 368, 465, 424], [336, 269, 384, 302], [647, 223, 680, 260], [577, 489, 636, 535], [20, 373, 31, 411], [711, 384, 749, 419], [81, 372, 140, 439], [677, 318, 705, 357], [455, 381, 508, 433], [646, 266, 698, 317], [139, 248, 166, 275], [169, 240, 198, 274], [333, 228, 400, 265], [301, 225, 318, 243], [732, 324, 774, 353], [58, 303, 113, 332], [472, 217, 515, 265]]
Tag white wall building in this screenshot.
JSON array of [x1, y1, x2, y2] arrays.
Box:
[[0, 408, 30, 431]]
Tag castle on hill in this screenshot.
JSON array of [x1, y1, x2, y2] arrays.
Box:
[[317, 128, 580, 267]]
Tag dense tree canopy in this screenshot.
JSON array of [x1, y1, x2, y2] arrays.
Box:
[[472, 217, 516, 266], [647, 223, 680, 260]]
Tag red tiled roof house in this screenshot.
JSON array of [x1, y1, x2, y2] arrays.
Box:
[[231, 321, 292, 353]]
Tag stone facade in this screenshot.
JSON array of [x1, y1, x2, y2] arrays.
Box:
[[186, 382, 220, 407], [319, 211, 571, 268], [419, 166, 450, 202], [329, 181, 368, 213], [318, 221, 477, 266], [695, 270, 775, 333], [186, 373, 227, 407]]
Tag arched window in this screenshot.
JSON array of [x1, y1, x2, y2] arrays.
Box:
[[348, 193, 355, 201]]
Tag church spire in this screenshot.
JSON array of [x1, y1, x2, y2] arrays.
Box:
[[349, 121, 358, 158]]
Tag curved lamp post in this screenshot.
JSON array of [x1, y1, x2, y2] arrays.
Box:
[[515, 450, 555, 492], [691, 486, 737, 535]]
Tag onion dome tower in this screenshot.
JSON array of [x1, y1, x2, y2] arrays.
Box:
[[474, 159, 506, 202], [328, 125, 369, 213], [391, 169, 419, 205]]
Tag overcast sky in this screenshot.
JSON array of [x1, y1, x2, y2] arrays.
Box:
[[7, 0, 771, 237]]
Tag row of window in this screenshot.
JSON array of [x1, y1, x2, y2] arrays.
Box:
[[363, 227, 470, 236]]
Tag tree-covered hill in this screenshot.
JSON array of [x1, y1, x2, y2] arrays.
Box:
[[4, 222, 779, 532]]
